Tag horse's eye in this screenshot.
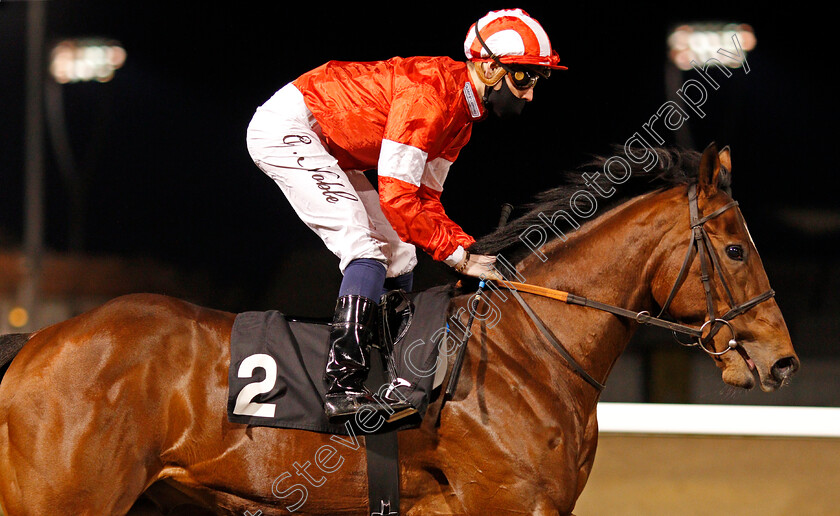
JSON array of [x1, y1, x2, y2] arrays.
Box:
[[726, 244, 744, 261]]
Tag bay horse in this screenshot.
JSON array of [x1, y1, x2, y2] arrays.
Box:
[[0, 144, 798, 515]]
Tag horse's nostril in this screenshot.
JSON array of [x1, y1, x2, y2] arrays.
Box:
[[771, 356, 800, 381]]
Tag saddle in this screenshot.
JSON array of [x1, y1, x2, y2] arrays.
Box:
[[226, 284, 453, 435], [226, 285, 454, 515]]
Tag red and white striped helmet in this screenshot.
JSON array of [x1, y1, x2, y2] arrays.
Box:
[[464, 9, 567, 70]]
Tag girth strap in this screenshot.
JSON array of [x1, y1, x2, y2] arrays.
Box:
[[364, 347, 400, 515]]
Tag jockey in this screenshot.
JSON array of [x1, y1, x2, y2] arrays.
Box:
[[246, 8, 566, 420]]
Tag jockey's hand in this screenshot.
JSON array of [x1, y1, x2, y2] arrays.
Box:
[[455, 252, 501, 281]]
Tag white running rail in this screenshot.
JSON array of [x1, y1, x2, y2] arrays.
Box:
[[597, 403, 840, 438]]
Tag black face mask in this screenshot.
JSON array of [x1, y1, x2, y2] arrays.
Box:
[[484, 79, 527, 119]]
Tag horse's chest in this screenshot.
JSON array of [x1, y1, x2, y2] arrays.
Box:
[[430, 411, 588, 509]]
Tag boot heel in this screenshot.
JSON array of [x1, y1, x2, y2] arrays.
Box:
[[385, 406, 417, 423]]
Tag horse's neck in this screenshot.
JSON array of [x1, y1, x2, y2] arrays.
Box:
[[509, 189, 682, 390], [409, 191, 685, 505], [521, 190, 675, 300]]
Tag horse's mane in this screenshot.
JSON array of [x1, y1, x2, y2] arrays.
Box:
[[471, 146, 731, 260]]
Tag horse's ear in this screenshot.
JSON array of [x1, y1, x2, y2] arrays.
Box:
[[718, 145, 732, 173], [717, 145, 732, 191], [698, 142, 720, 197]]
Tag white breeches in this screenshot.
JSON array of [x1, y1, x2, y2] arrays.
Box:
[[246, 84, 417, 277]]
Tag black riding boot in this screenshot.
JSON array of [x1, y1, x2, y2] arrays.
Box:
[[324, 295, 380, 418], [324, 295, 416, 421]]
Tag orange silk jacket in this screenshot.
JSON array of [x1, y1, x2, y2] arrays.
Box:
[[293, 56, 485, 261]]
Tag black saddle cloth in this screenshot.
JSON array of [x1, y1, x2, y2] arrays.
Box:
[[226, 285, 453, 435]]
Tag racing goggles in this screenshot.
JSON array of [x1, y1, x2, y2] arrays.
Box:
[[504, 65, 551, 90]]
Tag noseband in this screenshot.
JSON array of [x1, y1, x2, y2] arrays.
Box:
[[497, 183, 775, 391]]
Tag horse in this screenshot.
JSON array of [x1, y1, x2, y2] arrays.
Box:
[[0, 143, 799, 515]]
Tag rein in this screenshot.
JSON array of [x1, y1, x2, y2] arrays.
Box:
[[482, 184, 776, 392]]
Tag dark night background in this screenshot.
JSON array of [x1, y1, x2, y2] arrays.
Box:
[[1, 2, 837, 367]]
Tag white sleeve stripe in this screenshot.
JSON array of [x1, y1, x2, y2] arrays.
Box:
[[378, 139, 428, 187], [421, 157, 452, 191]]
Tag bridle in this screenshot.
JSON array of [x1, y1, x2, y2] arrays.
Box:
[[480, 183, 775, 392], [655, 184, 775, 350]]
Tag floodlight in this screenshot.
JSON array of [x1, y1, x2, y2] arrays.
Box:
[[668, 23, 756, 71], [49, 38, 126, 84]]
